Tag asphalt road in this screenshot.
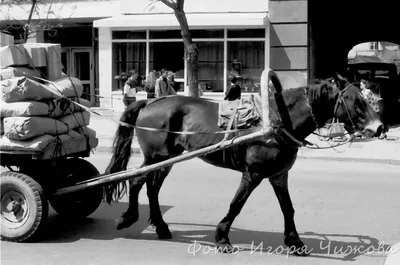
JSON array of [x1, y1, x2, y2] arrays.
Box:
[[1, 154, 400, 265]]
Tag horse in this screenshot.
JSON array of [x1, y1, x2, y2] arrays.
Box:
[[104, 74, 383, 255]]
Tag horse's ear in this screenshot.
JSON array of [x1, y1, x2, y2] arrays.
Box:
[[333, 72, 349, 91]]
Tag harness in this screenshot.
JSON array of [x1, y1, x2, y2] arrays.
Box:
[[119, 85, 359, 150]]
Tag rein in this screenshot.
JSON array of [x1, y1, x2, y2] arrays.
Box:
[[119, 121, 253, 135]]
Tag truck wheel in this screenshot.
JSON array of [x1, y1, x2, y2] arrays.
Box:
[[49, 158, 103, 218], [1, 171, 48, 242]]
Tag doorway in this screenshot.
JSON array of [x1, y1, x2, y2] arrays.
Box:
[[61, 48, 96, 106]]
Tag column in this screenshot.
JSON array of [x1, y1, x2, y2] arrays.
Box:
[[98, 27, 112, 109]]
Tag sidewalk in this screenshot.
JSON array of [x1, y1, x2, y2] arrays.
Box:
[[88, 109, 400, 165]]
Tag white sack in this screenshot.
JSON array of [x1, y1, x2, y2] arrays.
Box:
[[0, 134, 56, 152], [58, 111, 90, 131], [1, 77, 62, 103], [0, 129, 98, 154], [3, 116, 69, 140], [0, 98, 91, 118], [0, 67, 41, 81], [50, 76, 84, 98]]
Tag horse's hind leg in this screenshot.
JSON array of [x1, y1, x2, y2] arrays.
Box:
[[270, 172, 309, 256], [146, 165, 173, 239], [215, 172, 262, 253], [116, 171, 148, 230]]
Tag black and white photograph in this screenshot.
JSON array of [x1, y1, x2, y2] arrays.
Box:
[[1, 0, 399, 264]]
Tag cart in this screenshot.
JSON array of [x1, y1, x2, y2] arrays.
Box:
[[0, 140, 104, 242], [1, 69, 286, 243]]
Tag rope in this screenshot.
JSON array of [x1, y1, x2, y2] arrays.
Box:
[[119, 121, 252, 135]]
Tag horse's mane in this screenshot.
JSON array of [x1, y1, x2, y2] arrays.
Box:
[[278, 79, 333, 109]]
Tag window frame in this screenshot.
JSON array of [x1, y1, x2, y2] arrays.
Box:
[[111, 27, 267, 94]]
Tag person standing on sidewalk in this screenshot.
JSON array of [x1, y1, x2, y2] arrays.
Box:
[[123, 70, 140, 107], [224, 76, 241, 101], [155, 69, 177, 98]]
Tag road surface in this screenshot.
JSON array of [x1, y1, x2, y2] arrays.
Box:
[[1, 154, 400, 265]]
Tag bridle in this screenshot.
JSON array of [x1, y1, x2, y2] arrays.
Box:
[[275, 83, 360, 149], [330, 84, 358, 132]]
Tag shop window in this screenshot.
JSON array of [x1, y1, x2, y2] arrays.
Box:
[[149, 42, 185, 91], [227, 41, 265, 93], [196, 41, 224, 92], [227, 29, 265, 38], [112, 31, 146, 40], [112, 42, 146, 91], [149, 30, 182, 39]]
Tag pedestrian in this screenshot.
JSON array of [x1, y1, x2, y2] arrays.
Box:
[[224, 75, 241, 101], [144, 70, 157, 99], [123, 70, 140, 107], [167, 71, 178, 93], [360, 79, 388, 139], [155, 68, 177, 98]]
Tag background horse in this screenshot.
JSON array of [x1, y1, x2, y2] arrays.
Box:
[[104, 75, 383, 255]]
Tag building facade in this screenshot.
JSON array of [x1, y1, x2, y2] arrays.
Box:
[[1, 0, 309, 111]]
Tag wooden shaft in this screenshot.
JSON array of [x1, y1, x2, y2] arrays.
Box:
[[261, 68, 284, 131], [261, 68, 292, 130], [260, 69, 271, 131], [54, 130, 268, 196]]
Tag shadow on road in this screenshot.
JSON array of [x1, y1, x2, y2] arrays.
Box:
[[39, 202, 173, 243], [35, 202, 393, 263], [135, 222, 393, 262]]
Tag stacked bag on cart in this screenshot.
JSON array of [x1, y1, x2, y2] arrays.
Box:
[[0, 43, 98, 157]]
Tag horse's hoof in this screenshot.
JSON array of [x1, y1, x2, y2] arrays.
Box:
[[284, 235, 311, 256], [291, 245, 311, 256], [156, 225, 172, 240], [378, 133, 387, 140], [116, 217, 136, 230], [215, 242, 240, 254]]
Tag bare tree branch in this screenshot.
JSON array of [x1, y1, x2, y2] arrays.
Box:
[[24, 0, 38, 42], [158, 0, 177, 10]]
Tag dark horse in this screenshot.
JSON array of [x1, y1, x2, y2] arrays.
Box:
[[104, 75, 383, 255]]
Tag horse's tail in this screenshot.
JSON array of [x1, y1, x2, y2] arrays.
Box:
[[103, 100, 148, 204]]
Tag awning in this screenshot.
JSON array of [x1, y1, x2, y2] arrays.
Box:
[[93, 12, 268, 28]]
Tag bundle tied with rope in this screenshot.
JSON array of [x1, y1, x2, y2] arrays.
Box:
[[0, 43, 98, 158], [317, 118, 346, 139]]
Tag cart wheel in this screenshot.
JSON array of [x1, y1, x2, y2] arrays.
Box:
[[1, 171, 48, 242], [49, 158, 103, 218]]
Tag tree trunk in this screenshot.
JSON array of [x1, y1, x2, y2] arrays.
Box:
[[24, 0, 37, 43], [172, 5, 199, 97]]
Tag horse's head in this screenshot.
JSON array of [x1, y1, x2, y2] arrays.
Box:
[[332, 73, 383, 138]]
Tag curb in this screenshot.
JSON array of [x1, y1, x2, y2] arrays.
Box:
[[92, 146, 400, 165], [297, 156, 400, 165]]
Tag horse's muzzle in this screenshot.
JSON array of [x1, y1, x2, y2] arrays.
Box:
[[362, 120, 384, 138]]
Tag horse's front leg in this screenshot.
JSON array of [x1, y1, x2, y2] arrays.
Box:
[[270, 172, 310, 256], [215, 172, 262, 253]]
